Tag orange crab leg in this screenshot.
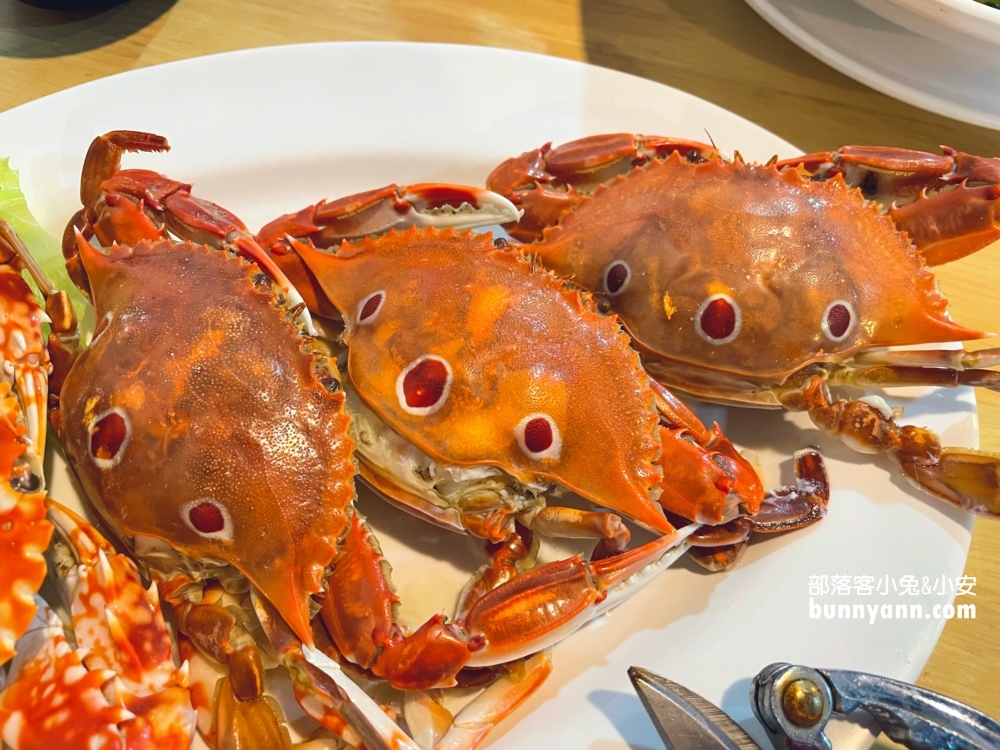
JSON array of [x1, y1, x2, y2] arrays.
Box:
[[776, 146, 1000, 265], [486, 134, 719, 241], [0, 222, 57, 668], [788, 376, 1000, 517], [68, 131, 297, 303], [79, 130, 170, 209], [888, 184, 1000, 266], [684, 447, 829, 571]]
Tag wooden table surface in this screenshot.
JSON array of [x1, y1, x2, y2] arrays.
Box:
[[2, 0, 998, 743]]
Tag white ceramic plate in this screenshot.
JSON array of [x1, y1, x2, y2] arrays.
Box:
[[744, 0, 1000, 131], [0, 42, 976, 750]]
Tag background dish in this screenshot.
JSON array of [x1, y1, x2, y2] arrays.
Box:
[[744, 0, 1000, 131], [0, 42, 975, 749]]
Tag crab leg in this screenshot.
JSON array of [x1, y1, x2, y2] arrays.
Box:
[[785, 375, 1000, 517], [775, 146, 1000, 265], [851, 346, 1000, 370], [66, 131, 305, 318], [651, 380, 763, 524], [834, 363, 1000, 391], [432, 652, 553, 750], [0, 221, 80, 412], [486, 134, 719, 242], [250, 591, 411, 750], [162, 583, 292, 750]]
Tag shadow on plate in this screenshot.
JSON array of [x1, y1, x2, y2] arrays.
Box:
[[587, 689, 661, 750], [0, 0, 177, 58]]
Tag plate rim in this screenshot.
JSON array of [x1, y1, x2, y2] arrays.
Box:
[[0, 40, 977, 750]]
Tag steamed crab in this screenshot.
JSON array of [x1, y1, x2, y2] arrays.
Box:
[[26, 130, 828, 749], [483, 134, 1000, 517]]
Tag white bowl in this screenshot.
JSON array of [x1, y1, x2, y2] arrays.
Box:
[[745, 0, 1000, 130], [858, 0, 1000, 51]]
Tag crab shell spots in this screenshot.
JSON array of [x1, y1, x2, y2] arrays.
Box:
[[823, 300, 856, 342], [181, 499, 233, 541], [397, 355, 453, 415], [695, 294, 741, 345], [515, 413, 562, 461], [88, 407, 131, 469], [602, 260, 631, 296], [58, 239, 354, 649], [534, 155, 984, 381], [293, 228, 677, 537], [356, 290, 385, 325]]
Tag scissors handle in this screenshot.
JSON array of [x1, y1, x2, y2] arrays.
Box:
[[751, 663, 1000, 750]]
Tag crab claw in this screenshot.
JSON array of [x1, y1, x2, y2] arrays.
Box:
[[652, 380, 764, 524], [257, 184, 520, 318], [259, 183, 520, 252], [0, 263, 50, 457], [775, 145, 1000, 266], [46, 501, 188, 696], [486, 134, 720, 241], [463, 524, 697, 667], [687, 447, 829, 572]]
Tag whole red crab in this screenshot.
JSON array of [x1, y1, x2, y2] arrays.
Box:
[[485, 134, 1000, 517]]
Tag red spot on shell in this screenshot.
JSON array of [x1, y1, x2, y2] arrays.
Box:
[[189, 502, 225, 534], [523, 417, 554, 453], [826, 303, 852, 338], [700, 298, 737, 341], [605, 262, 629, 294], [359, 293, 383, 322], [403, 358, 449, 409], [90, 412, 127, 461]]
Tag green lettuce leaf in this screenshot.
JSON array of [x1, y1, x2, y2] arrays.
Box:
[[0, 157, 90, 335]]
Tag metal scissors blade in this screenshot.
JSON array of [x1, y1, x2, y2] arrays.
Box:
[[628, 666, 762, 750]]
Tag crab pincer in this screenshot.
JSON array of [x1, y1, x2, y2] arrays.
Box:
[[775, 145, 1000, 265], [486, 134, 1000, 518]]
